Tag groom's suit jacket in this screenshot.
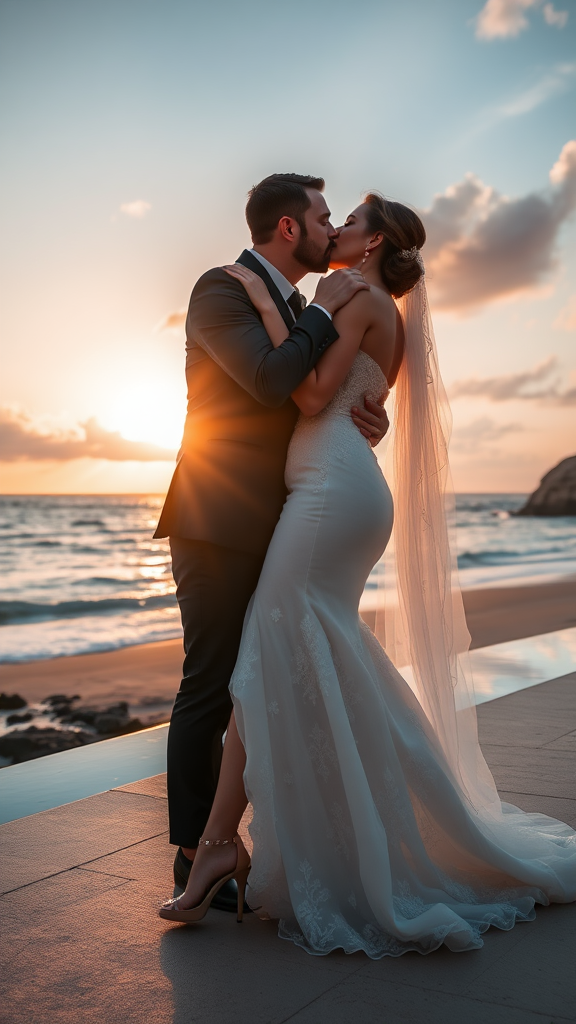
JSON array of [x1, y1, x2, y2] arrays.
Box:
[[154, 250, 339, 556]]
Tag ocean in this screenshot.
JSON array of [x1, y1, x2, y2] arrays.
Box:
[[1, 494, 575, 664]]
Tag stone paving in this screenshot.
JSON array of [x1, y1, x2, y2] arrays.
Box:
[[1, 671, 575, 1024]]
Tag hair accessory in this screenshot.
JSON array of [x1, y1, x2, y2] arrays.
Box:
[[397, 246, 425, 271]]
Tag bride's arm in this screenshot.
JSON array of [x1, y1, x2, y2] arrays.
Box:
[[223, 264, 375, 419], [223, 265, 289, 348], [291, 291, 372, 416]]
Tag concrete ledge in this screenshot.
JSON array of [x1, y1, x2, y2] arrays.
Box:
[[0, 724, 168, 825]]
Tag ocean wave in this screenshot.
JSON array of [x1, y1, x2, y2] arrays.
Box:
[[1, 532, 36, 540], [1, 492, 574, 663], [70, 576, 132, 587], [16, 540, 110, 554], [0, 594, 177, 625], [70, 546, 107, 555], [24, 539, 63, 548], [458, 547, 575, 568], [70, 519, 106, 527]]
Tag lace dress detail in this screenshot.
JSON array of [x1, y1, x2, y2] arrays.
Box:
[[230, 351, 576, 959], [299, 348, 388, 419], [288, 350, 388, 496]]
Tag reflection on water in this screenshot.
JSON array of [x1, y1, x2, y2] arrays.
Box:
[[0, 724, 168, 824], [469, 627, 576, 704]]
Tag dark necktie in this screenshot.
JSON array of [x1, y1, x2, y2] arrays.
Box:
[[287, 289, 307, 321]]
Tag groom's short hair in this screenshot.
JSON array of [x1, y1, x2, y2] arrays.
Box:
[[246, 173, 325, 244]]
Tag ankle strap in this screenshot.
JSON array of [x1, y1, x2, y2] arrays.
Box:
[[198, 836, 237, 847]]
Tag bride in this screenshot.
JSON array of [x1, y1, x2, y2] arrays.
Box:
[[160, 193, 576, 956]]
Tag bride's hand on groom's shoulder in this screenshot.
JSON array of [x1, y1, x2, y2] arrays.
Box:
[[313, 268, 369, 316], [222, 264, 275, 315], [351, 397, 389, 447]]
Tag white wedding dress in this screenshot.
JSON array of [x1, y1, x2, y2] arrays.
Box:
[[230, 349, 576, 958]]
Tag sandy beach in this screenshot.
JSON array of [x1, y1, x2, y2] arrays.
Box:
[[1, 578, 574, 709], [462, 578, 576, 648]]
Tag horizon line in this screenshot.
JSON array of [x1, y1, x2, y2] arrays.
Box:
[[0, 490, 531, 498]]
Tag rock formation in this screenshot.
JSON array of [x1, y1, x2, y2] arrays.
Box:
[[515, 455, 576, 516], [0, 725, 95, 764], [0, 693, 27, 710], [0, 694, 144, 766]]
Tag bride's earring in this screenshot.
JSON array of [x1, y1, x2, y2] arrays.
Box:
[[361, 246, 370, 265]]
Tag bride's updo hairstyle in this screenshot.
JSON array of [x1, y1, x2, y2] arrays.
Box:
[[364, 193, 426, 298]]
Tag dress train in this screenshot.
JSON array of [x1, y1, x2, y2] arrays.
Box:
[[231, 352, 576, 957]]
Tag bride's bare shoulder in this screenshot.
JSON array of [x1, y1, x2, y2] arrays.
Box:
[[366, 284, 397, 329], [334, 285, 395, 335], [332, 286, 374, 329]]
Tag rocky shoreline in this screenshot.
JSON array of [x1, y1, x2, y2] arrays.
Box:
[[515, 455, 576, 516], [0, 691, 151, 766]]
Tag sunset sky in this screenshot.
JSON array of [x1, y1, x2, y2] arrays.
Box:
[[1, 0, 575, 494]]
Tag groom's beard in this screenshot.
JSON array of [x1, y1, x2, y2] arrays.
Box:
[[294, 235, 335, 274]]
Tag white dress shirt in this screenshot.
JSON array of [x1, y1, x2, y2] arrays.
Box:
[[248, 250, 332, 322]]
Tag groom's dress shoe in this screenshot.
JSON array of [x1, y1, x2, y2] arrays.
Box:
[[173, 847, 193, 890], [173, 847, 251, 914]]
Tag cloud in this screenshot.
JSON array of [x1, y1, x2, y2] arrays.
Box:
[[475, 0, 568, 39], [157, 309, 187, 332], [554, 295, 576, 330], [550, 139, 576, 186], [458, 64, 576, 144], [497, 63, 575, 119], [543, 1, 569, 27], [450, 357, 556, 400], [451, 417, 523, 453], [449, 357, 576, 406], [422, 140, 576, 311], [0, 408, 176, 462], [119, 200, 151, 219]]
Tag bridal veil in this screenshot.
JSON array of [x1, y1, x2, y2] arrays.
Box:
[[378, 275, 520, 815]]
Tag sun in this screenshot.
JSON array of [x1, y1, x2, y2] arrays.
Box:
[[100, 383, 185, 451]]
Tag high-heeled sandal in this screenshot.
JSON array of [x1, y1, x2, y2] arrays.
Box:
[[159, 835, 251, 924]]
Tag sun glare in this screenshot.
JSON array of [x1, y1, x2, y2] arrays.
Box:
[[101, 386, 184, 451]]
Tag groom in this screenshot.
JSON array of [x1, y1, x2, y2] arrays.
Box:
[[155, 173, 389, 906]]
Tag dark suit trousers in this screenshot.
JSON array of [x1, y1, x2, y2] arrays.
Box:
[[167, 538, 263, 848]]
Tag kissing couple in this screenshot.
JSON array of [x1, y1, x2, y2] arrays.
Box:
[[155, 173, 575, 957]]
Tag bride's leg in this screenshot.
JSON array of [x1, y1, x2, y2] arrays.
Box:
[[174, 710, 249, 910]]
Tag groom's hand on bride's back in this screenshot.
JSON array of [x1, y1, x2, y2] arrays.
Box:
[[351, 398, 389, 448], [313, 268, 368, 315]]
